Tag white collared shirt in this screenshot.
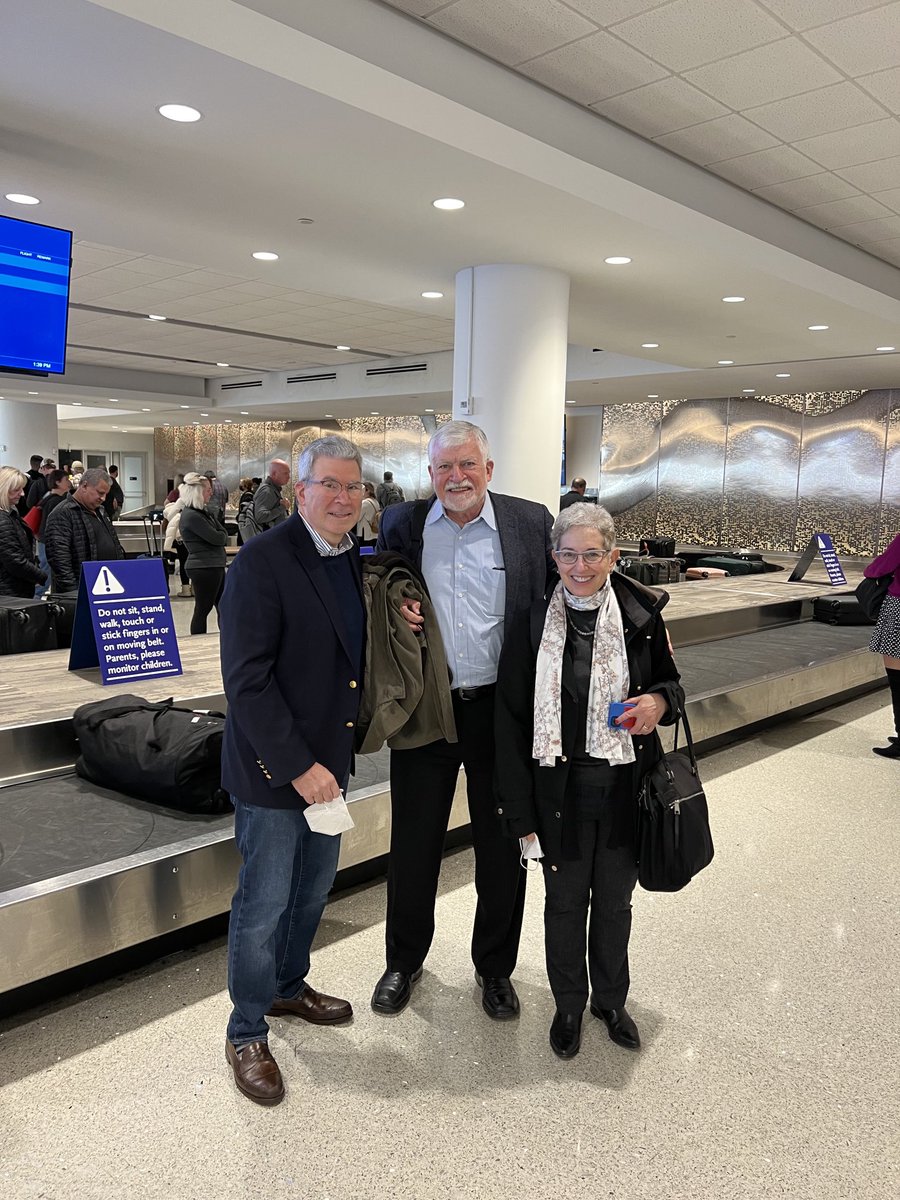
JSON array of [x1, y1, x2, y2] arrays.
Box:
[[298, 512, 355, 557], [421, 493, 506, 687]]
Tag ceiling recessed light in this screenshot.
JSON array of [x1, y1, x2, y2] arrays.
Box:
[[604, 256, 631, 265], [433, 198, 465, 210], [193, 421, 199, 425], [324, 414, 334, 418], [775, 373, 791, 378], [647, 394, 659, 399], [239, 411, 249, 415], [180, 405, 190, 409], [722, 296, 746, 303], [566, 400, 576, 405], [163, 423, 170, 427], [808, 325, 829, 331], [201, 412, 209, 416], [876, 345, 895, 352], [641, 343, 659, 349], [5, 193, 40, 205], [224, 419, 233, 423], [717, 360, 734, 365], [371, 411, 380, 415], [336, 345, 351, 351], [147, 313, 166, 321], [742, 388, 755, 393], [27, 391, 39, 395], [108, 398, 119, 402], [157, 104, 202, 123], [142, 408, 151, 412], [216, 362, 230, 368], [421, 291, 443, 299], [72, 402, 82, 406], [252, 251, 279, 261]]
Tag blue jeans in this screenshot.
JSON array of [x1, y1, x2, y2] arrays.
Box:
[[226, 796, 342, 1047], [36, 540, 49, 599]]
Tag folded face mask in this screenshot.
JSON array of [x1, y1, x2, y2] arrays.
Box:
[[519, 834, 544, 870], [303, 793, 355, 836]]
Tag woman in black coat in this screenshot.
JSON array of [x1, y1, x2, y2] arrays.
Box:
[[495, 503, 682, 1059], [0, 466, 48, 598], [179, 472, 228, 634]]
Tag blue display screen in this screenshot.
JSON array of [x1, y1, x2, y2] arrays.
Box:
[[0, 214, 73, 375]]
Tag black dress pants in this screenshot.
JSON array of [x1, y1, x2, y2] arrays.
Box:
[[542, 803, 639, 1015], [385, 690, 526, 977], [189, 566, 224, 635]]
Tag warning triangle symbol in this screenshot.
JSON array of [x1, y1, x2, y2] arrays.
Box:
[[91, 567, 126, 595], [817, 536, 827, 549]]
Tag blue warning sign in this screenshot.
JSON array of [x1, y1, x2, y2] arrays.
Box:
[[68, 558, 183, 684], [813, 532, 847, 587]]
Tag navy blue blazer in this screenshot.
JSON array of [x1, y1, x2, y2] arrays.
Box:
[[219, 515, 365, 808], [376, 491, 555, 634]]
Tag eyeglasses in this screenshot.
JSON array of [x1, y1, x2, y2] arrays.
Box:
[[554, 549, 611, 565], [306, 478, 365, 496]]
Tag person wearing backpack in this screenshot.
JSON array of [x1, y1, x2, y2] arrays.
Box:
[[376, 470, 405, 508], [35, 469, 72, 596], [356, 481, 380, 546]]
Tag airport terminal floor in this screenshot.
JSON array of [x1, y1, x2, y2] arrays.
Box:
[[1, 689, 897, 1200]]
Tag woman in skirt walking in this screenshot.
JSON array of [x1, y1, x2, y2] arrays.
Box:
[[864, 531, 900, 758]]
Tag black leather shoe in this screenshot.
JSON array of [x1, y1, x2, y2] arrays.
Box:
[[549, 1011, 582, 1059], [370, 968, 423, 1015], [475, 973, 520, 1020], [590, 1001, 641, 1050], [872, 742, 900, 757]]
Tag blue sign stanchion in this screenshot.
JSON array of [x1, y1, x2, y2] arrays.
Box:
[[788, 531, 847, 586], [68, 559, 183, 683]]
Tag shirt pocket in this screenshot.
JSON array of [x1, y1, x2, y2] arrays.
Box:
[[487, 562, 506, 617]]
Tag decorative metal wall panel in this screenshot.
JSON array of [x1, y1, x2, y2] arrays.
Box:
[[878, 391, 900, 553], [216, 422, 242, 506], [240, 423, 265, 485], [795, 390, 891, 556], [265, 420, 292, 465], [597, 403, 660, 542], [195, 425, 216, 473], [657, 398, 728, 546], [722, 398, 802, 551], [351, 417, 386, 491], [173, 427, 195, 483], [385, 415, 423, 499], [153, 427, 175, 502], [290, 425, 323, 482]]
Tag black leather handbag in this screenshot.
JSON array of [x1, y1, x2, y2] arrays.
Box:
[[855, 574, 891, 622], [637, 707, 713, 892]]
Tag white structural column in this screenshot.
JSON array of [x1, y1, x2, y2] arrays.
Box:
[[452, 265, 570, 511], [0, 400, 58, 470]]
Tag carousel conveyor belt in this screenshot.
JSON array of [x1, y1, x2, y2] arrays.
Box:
[[0, 618, 885, 993]]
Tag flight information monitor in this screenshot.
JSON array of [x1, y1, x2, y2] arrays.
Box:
[[0, 214, 73, 375]]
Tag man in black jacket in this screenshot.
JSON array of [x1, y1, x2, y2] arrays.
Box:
[[103, 465, 125, 520], [44, 468, 125, 593], [371, 420, 554, 1021]]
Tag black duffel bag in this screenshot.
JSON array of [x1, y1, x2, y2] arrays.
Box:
[[73, 694, 232, 814]]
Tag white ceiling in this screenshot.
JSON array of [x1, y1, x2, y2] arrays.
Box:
[[1, 0, 899, 427]]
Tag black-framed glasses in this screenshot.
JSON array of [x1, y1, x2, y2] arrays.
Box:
[[306, 479, 365, 496], [554, 549, 611, 565]]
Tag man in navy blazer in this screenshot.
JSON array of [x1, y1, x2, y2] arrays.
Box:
[[371, 420, 554, 1020], [220, 434, 366, 1105]]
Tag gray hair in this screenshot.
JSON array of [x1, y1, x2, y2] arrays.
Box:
[[427, 420, 491, 465], [551, 502, 616, 550], [78, 467, 111, 490], [297, 435, 362, 481], [182, 472, 210, 510]]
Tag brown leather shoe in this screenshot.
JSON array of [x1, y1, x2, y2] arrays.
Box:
[[267, 985, 353, 1024], [225, 1039, 285, 1105]]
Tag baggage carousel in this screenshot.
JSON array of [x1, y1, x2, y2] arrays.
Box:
[[0, 564, 885, 994]]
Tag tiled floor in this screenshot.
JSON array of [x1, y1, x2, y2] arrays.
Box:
[[0, 689, 897, 1200]]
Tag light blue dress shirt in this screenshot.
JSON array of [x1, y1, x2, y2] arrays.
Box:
[[421, 493, 506, 688]]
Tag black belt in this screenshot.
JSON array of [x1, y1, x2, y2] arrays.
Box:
[[452, 684, 496, 702]]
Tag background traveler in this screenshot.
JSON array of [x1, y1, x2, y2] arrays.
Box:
[[0, 466, 47, 598], [864, 531, 900, 758], [179, 472, 227, 634], [236, 477, 255, 545], [252, 459, 291, 533], [162, 483, 191, 597], [103, 465, 125, 521], [495, 503, 682, 1059], [44, 468, 124, 594], [204, 469, 229, 518], [376, 471, 405, 508], [219, 434, 365, 1105], [559, 477, 594, 511], [24, 459, 57, 512], [34, 470, 71, 598], [356, 481, 380, 546]]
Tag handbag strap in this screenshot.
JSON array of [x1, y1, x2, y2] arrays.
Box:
[[671, 701, 700, 772]]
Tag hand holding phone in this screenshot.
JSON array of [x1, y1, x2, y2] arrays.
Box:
[[608, 701, 637, 730]]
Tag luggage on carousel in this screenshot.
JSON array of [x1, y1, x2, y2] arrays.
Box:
[[73, 694, 233, 814], [812, 594, 874, 626], [48, 592, 78, 649], [685, 566, 729, 580], [0, 596, 59, 655], [696, 555, 765, 576], [639, 536, 676, 558], [619, 557, 680, 586]]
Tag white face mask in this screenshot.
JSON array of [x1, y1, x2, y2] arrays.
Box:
[[519, 835, 544, 871], [303, 793, 355, 836]]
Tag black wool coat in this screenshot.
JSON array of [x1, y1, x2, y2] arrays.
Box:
[[493, 572, 684, 868]]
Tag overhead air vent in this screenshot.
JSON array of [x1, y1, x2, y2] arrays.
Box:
[[365, 363, 427, 377], [221, 380, 263, 390], [287, 372, 338, 384]]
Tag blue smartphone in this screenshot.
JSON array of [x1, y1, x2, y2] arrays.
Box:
[[608, 701, 637, 728]]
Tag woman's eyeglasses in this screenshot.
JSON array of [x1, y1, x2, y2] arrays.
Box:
[[554, 549, 611, 565]]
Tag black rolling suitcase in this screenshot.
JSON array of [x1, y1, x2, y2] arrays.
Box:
[[639, 536, 676, 558], [619, 557, 680, 586], [0, 597, 59, 655], [48, 592, 78, 649], [696, 555, 765, 576], [812, 595, 874, 626]]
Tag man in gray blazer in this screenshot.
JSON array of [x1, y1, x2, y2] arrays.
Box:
[[372, 420, 554, 1019]]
